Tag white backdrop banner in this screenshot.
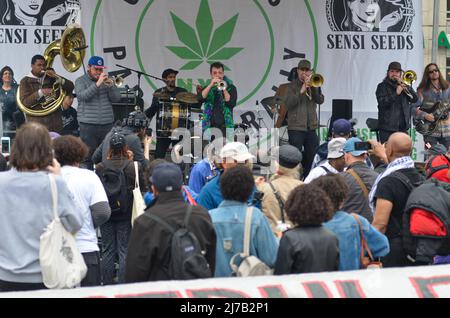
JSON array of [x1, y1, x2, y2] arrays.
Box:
[[0, 0, 425, 158], [2, 265, 450, 298]]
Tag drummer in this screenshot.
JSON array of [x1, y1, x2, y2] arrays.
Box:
[[145, 68, 188, 159]]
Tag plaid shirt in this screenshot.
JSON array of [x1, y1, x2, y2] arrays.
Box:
[[419, 88, 450, 138]]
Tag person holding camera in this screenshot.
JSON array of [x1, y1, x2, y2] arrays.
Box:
[[92, 109, 152, 170]]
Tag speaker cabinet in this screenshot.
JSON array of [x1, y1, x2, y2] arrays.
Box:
[[332, 99, 352, 120]]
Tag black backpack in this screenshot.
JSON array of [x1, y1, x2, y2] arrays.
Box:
[[99, 160, 130, 215], [146, 205, 212, 280]]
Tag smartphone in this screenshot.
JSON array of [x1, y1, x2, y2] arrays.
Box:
[[1, 137, 11, 156], [354, 141, 372, 151]]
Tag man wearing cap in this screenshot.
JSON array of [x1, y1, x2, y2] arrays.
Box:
[[126, 163, 216, 282], [144, 68, 188, 159], [75, 55, 121, 170], [312, 118, 353, 169], [92, 109, 152, 169], [284, 59, 324, 178], [376, 61, 418, 144], [340, 137, 379, 222], [256, 145, 304, 236], [19, 55, 74, 133], [304, 137, 346, 183], [196, 142, 261, 210]]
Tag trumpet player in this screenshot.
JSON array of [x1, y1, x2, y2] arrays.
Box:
[[376, 61, 418, 144], [285, 59, 324, 178], [75, 55, 121, 170], [199, 62, 237, 137], [19, 54, 74, 133]]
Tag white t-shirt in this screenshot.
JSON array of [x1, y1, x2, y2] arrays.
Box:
[[61, 166, 108, 253], [304, 161, 339, 184]]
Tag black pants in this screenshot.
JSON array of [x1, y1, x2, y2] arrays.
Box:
[[288, 129, 318, 178], [0, 280, 46, 292], [80, 122, 113, 170], [154, 136, 174, 159], [81, 251, 102, 287]]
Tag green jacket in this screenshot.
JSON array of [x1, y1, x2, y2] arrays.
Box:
[[284, 78, 324, 131]]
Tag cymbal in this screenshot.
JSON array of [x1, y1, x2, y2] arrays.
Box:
[[176, 92, 198, 104], [190, 108, 203, 113], [153, 91, 170, 100]]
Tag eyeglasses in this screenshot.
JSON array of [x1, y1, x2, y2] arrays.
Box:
[[428, 69, 439, 74]]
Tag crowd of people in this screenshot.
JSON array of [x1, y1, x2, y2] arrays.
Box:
[[0, 55, 449, 293]]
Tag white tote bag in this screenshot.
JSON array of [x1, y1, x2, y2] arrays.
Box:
[[39, 174, 87, 289], [131, 161, 145, 227]]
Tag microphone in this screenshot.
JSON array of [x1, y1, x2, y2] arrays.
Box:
[[72, 45, 88, 52], [349, 118, 358, 126]]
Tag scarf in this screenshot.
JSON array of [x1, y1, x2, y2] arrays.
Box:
[[202, 76, 234, 131], [368, 156, 415, 213]]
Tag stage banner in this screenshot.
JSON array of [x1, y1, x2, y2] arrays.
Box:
[[2, 265, 450, 298], [0, 0, 424, 158]]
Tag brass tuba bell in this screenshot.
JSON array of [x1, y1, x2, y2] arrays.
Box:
[[17, 24, 86, 117]]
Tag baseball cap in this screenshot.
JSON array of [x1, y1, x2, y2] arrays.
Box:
[[150, 163, 183, 192], [162, 68, 179, 79], [343, 137, 367, 157], [327, 138, 346, 159], [332, 119, 352, 137], [109, 132, 126, 151], [220, 142, 255, 162], [388, 61, 402, 72], [88, 56, 106, 69], [275, 145, 303, 168], [123, 109, 149, 128], [298, 59, 311, 70]]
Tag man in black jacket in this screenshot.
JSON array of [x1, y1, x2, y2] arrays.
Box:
[[125, 163, 216, 282], [376, 61, 419, 144]]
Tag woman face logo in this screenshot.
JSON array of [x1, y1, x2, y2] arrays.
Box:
[[12, 0, 44, 17], [349, 0, 380, 24]]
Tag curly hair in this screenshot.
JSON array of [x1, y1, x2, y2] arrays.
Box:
[[310, 174, 349, 211], [53, 136, 88, 166], [285, 184, 333, 226], [220, 165, 254, 203]]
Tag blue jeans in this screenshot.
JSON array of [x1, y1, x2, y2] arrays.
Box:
[[100, 219, 131, 285]]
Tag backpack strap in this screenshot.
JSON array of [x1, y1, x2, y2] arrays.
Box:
[[346, 169, 369, 198], [183, 204, 194, 228], [351, 213, 375, 262], [134, 161, 139, 189], [389, 171, 415, 192], [321, 166, 331, 174], [268, 182, 286, 223], [243, 206, 253, 257], [145, 213, 176, 234], [183, 186, 197, 206]]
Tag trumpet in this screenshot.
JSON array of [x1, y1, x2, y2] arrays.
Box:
[[215, 80, 227, 91], [397, 70, 416, 99], [104, 75, 124, 87]]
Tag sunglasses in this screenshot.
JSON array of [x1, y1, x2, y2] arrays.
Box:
[[428, 69, 439, 74]]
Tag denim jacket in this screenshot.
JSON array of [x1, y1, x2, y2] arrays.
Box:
[[209, 200, 279, 277], [324, 211, 390, 271]]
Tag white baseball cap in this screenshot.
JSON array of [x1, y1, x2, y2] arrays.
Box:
[[220, 142, 255, 162]]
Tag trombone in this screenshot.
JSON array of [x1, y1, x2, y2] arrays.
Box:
[[104, 75, 124, 87], [398, 70, 416, 99], [305, 73, 324, 100]]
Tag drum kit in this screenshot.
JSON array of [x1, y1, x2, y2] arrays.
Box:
[[155, 91, 200, 137]]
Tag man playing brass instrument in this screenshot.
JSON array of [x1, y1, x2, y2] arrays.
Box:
[[19, 54, 74, 133], [284, 59, 324, 178], [376, 61, 418, 144], [75, 56, 121, 170]]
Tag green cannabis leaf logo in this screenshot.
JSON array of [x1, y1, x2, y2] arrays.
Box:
[[166, 0, 243, 71]]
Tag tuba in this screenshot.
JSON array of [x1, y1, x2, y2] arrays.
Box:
[[17, 24, 86, 117]]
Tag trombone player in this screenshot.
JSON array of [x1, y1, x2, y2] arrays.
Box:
[[376, 61, 418, 144], [75, 55, 121, 170], [284, 59, 324, 178], [18, 54, 74, 133]]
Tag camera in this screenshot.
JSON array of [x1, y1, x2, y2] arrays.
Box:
[[354, 141, 372, 151]]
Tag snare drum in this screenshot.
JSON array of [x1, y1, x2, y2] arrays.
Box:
[[157, 101, 191, 137]]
